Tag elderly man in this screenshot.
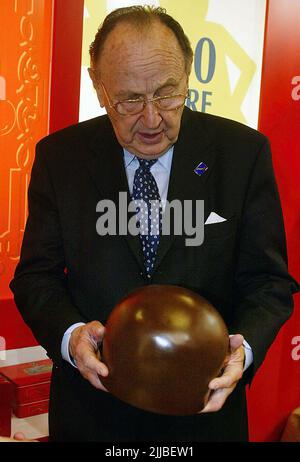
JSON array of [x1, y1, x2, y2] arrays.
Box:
[[10, 6, 298, 442]]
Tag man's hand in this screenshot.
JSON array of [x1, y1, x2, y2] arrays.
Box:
[[0, 432, 38, 442], [200, 334, 245, 413], [69, 320, 109, 391]]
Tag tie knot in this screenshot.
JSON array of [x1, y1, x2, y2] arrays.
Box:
[[137, 158, 157, 172]]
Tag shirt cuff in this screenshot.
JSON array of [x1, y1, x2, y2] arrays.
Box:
[[61, 322, 86, 368], [242, 339, 253, 372]]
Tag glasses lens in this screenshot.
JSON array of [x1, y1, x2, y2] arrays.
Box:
[[115, 94, 187, 115], [116, 100, 144, 115], [156, 95, 186, 110]]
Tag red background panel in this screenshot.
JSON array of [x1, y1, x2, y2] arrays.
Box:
[[0, 0, 53, 299], [49, 0, 84, 133], [0, 299, 38, 349], [248, 0, 300, 441], [0, 0, 53, 348]]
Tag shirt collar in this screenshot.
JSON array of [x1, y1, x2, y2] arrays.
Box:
[[123, 146, 174, 171]]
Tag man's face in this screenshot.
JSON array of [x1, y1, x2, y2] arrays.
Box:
[[91, 21, 188, 159]]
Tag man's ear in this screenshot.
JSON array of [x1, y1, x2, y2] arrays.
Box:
[[185, 74, 190, 90], [88, 67, 105, 107]]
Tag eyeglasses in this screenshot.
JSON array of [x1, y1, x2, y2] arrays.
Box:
[[100, 81, 189, 116]]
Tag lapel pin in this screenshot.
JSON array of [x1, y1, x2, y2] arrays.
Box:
[[194, 162, 208, 176]]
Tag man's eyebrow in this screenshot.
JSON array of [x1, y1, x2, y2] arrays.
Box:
[[156, 78, 179, 90], [115, 79, 180, 100], [114, 90, 143, 100]]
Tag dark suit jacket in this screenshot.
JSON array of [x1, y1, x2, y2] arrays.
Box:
[[10, 107, 299, 441]]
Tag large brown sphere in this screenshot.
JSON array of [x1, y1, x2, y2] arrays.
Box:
[[101, 285, 229, 415]]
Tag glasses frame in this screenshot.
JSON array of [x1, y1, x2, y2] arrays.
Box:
[[99, 81, 190, 116]]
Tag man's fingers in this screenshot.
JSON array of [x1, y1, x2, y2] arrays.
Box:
[[13, 432, 26, 440], [209, 376, 233, 390], [70, 320, 106, 362], [209, 366, 242, 390], [77, 354, 109, 391], [82, 322, 105, 350], [69, 320, 110, 390], [229, 333, 244, 351], [199, 333, 246, 413], [88, 321, 106, 343], [78, 351, 108, 377], [84, 371, 109, 392], [71, 321, 105, 355], [200, 388, 232, 413]]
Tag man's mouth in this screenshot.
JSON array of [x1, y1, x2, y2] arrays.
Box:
[[138, 131, 164, 143]]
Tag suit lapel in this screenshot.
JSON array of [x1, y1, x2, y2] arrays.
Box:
[[87, 117, 127, 202], [87, 117, 144, 270], [154, 108, 217, 272]]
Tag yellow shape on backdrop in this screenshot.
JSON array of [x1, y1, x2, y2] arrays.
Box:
[[161, 0, 256, 124], [82, 0, 107, 68]]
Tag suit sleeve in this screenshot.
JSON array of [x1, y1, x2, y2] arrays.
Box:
[[10, 141, 87, 364], [231, 138, 299, 379]]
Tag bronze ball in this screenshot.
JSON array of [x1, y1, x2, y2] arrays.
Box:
[[101, 285, 229, 415]]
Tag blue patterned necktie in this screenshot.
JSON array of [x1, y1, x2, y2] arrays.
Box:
[[132, 158, 162, 278]]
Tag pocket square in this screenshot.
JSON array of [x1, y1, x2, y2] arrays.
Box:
[[205, 212, 227, 225]]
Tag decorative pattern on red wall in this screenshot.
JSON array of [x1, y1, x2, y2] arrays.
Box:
[[0, 0, 52, 299]]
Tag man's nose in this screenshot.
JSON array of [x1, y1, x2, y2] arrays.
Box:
[[141, 101, 162, 128]]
